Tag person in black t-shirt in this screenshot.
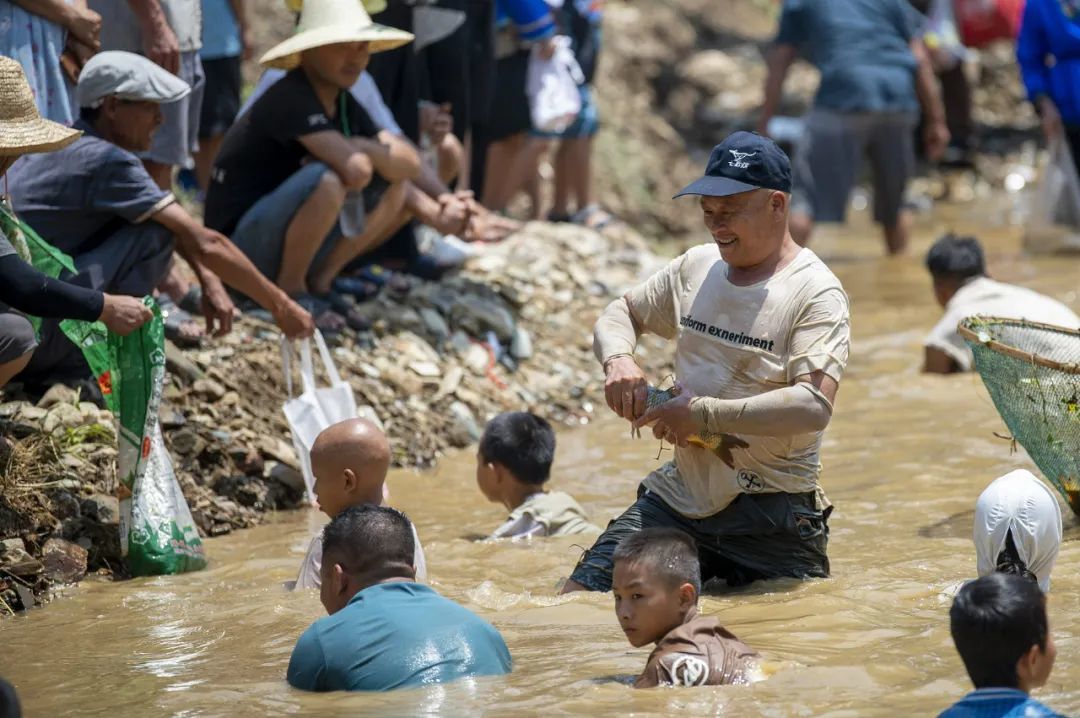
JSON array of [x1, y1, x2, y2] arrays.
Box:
[[203, 0, 419, 317]]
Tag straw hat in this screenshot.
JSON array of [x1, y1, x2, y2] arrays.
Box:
[[0, 56, 81, 156], [261, 0, 413, 70]]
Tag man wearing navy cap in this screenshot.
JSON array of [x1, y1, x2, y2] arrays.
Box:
[[563, 132, 851, 594]]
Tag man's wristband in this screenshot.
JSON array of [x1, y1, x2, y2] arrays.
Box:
[[602, 353, 633, 371]]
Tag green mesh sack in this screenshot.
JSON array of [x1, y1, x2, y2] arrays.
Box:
[[960, 317, 1080, 516]]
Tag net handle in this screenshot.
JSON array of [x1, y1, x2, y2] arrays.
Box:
[[958, 316, 1080, 375]]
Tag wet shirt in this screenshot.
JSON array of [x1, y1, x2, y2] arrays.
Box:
[[925, 277, 1080, 371], [627, 244, 850, 518], [937, 688, 1066, 717], [203, 68, 380, 236], [91, 0, 202, 53], [776, 0, 920, 113], [635, 615, 759, 688], [294, 522, 427, 590], [6, 121, 174, 256], [489, 491, 600, 539], [287, 582, 512, 692]]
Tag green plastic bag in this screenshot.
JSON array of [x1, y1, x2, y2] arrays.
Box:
[[4, 202, 206, 574], [113, 300, 207, 575]]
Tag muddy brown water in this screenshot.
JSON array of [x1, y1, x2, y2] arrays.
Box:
[[3, 202, 1080, 717]]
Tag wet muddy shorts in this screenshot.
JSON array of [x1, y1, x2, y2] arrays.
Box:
[[569, 484, 832, 591]]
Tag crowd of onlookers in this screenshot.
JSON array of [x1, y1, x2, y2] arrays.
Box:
[[0, 0, 612, 388]]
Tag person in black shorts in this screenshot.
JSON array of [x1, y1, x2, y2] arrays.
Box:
[[192, 0, 250, 194]]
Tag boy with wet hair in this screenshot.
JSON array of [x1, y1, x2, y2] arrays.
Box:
[[923, 233, 1078, 374], [293, 418, 426, 589], [287, 504, 511, 691], [612, 527, 759, 689], [939, 573, 1063, 717], [476, 411, 597, 539]]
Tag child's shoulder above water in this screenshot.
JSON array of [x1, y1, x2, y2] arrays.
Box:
[[476, 411, 599, 540]]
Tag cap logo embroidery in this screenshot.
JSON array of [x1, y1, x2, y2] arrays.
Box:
[[728, 150, 756, 169]]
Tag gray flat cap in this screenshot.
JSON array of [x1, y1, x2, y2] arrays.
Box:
[[76, 51, 191, 108]]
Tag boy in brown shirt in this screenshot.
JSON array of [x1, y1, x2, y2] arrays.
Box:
[[612, 527, 759, 688]]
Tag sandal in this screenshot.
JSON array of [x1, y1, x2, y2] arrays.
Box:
[[177, 285, 203, 315], [316, 292, 373, 332], [571, 204, 618, 231], [331, 276, 381, 303], [158, 295, 204, 347], [292, 294, 347, 336]]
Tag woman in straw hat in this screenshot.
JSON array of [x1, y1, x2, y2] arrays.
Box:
[[203, 0, 429, 331], [0, 56, 152, 388]]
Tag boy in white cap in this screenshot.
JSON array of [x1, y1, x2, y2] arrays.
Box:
[[202, 0, 427, 331], [8, 51, 313, 387]]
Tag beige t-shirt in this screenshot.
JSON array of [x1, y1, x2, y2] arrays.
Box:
[[635, 614, 760, 688], [294, 522, 428, 590], [626, 244, 850, 518], [925, 277, 1080, 371], [488, 491, 600, 539]]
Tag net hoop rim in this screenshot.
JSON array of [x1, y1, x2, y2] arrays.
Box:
[[958, 316, 1080, 375]]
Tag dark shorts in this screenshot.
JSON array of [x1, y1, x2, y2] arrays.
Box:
[[0, 310, 37, 364], [483, 49, 532, 143], [199, 55, 242, 139], [569, 484, 832, 592], [229, 162, 391, 288], [791, 109, 917, 227]]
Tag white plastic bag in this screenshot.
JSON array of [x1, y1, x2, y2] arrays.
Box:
[[281, 331, 359, 503], [526, 35, 584, 134], [1024, 136, 1080, 254]]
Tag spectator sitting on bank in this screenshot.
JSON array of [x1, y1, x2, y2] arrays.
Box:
[[287, 504, 512, 692], [974, 470, 1062, 594], [939, 573, 1064, 718], [476, 412, 598, 540], [922, 234, 1079, 374], [241, 34, 518, 251], [613, 528, 760, 689], [294, 418, 426, 590], [7, 52, 314, 390], [0, 56, 152, 389], [203, 0, 428, 331]]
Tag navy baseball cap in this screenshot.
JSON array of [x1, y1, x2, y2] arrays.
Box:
[[674, 131, 792, 199]]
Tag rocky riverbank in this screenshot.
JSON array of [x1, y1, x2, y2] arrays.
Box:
[[0, 221, 672, 612]]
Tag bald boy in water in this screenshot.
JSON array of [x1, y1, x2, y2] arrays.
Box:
[[293, 419, 427, 589]]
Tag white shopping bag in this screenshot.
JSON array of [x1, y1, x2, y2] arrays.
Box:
[[526, 35, 584, 134], [281, 330, 359, 503], [1024, 136, 1080, 254]]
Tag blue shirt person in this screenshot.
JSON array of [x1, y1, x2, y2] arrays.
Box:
[[286, 505, 512, 692], [939, 574, 1062, 718]]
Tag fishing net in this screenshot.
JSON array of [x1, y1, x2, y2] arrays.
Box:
[[959, 317, 1080, 516]]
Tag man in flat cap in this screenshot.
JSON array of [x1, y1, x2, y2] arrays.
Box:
[[8, 51, 313, 387]]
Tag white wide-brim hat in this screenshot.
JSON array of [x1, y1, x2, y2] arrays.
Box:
[[260, 0, 414, 70]]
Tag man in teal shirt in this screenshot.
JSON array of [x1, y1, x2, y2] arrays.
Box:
[[287, 505, 512, 692]]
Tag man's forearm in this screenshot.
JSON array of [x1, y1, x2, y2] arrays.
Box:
[[593, 297, 641, 364], [351, 137, 420, 182], [912, 39, 946, 125], [155, 205, 290, 314], [412, 158, 452, 199], [227, 0, 245, 29], [690, 382, 833, 436]]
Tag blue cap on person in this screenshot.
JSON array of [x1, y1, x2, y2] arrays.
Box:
[[75, 51, 191, 109], [673, 131, 792, 199]]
